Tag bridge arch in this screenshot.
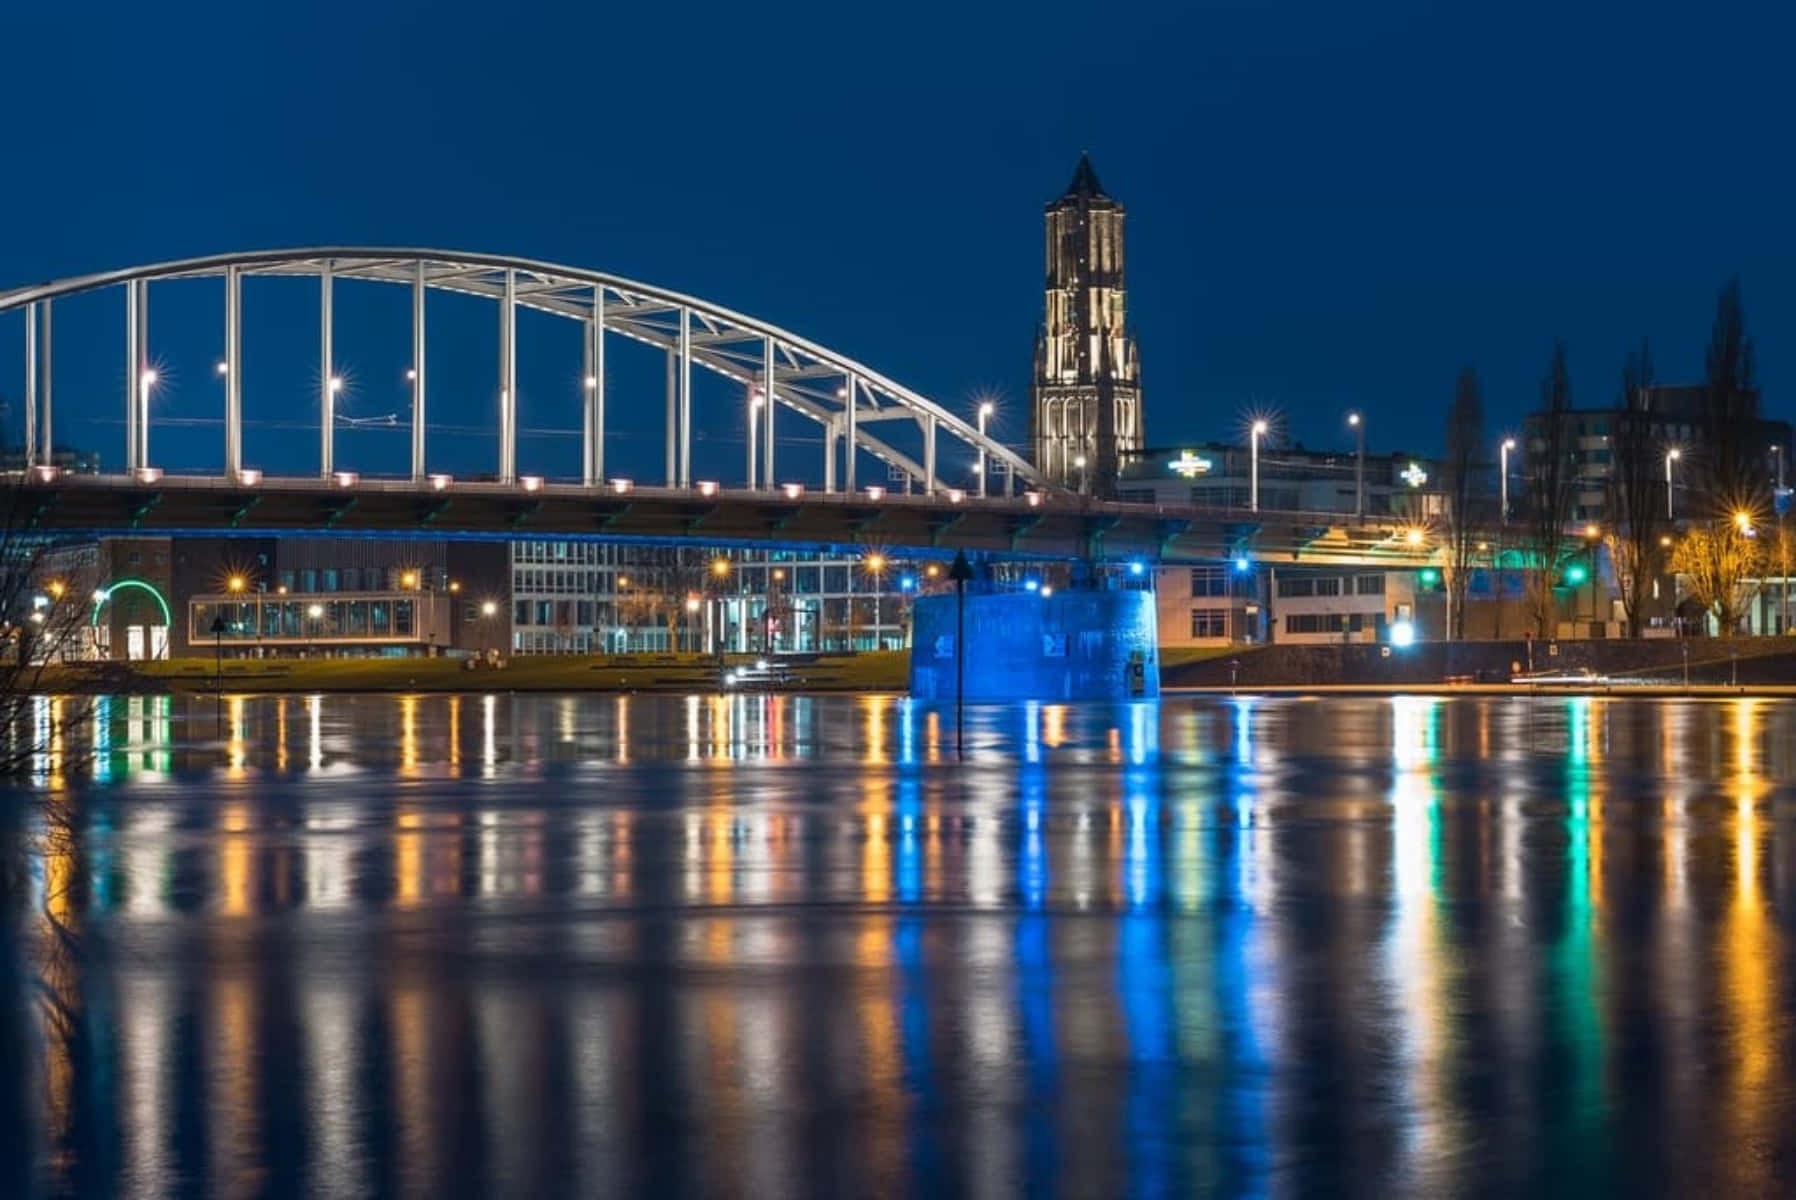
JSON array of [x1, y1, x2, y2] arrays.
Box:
[[0, 249, 1046, 497]]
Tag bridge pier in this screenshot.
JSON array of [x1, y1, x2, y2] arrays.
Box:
[[36, 300, 51, 465], [583, 288, 604, 486], [319, 264, 334, 478], [909, 587, 1159, 702], [411, 262, 426, 481], [23, 301, 36, 468], [225, 264, 242, 480], [498, 268, 517, 484], [762, 338, 776, 489]]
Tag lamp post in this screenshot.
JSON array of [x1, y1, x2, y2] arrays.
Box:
[[684, 594, 700, 655], [1665, 447, 1680, 520], [1250, 420, 1269, 512], [948, 549, 974, 759], [1347, 411, 1365, 518], [1073, 453, 1088, 496], [864, 553, 886, 651], [976, 401, 995, 499], [1500, 438, 1516, 525], [480, 599, 498, 659], [307, 602, 324, 657]]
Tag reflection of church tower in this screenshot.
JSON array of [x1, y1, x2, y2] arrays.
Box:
[[1030, 154, 1143, 494]]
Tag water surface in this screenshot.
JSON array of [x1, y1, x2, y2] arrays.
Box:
[[5, 692, 1796, 1197]]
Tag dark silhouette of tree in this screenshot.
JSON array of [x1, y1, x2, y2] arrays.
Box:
[[1523, 343, 1578, 637], [1441, 367, 1484, 640], [1605, 341, 1665, 637], [1696, 279, 1764, 518]]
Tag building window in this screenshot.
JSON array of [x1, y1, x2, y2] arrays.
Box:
[[1189, 567, 1229, 597], [1315, 577, 1342, 597], [1356, 574, 1385, 596], [1276, 577, 1316, 598], [1190, 609, 1228, 638]]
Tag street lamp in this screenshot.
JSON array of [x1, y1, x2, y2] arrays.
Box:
[[864, 553, 887, 651], [1250, 420, 1269, 512], [1073, 453, 1088, 495], [684, 594, 701, 655], [976, 400, 995, 499], [1500, 438, 1516, 524], [1347, 411, 1365, 518], [306, 602, 325, 656], [1665, 447, 1680, 520]]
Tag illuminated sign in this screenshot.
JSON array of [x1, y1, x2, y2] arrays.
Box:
[[1400, 461, 1429, 488], [1169, 451, 1214, 478]]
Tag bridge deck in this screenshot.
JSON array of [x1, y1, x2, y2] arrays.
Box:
[[7, 473, 1442, 566]]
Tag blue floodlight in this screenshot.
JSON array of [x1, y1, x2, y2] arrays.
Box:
[[1128, 560, 1145, 576], [1389, 620, 1416, 648], [899, 575, 916, 592], [1233, 556, 1250, 572], [1024, 578, 1041, 593]]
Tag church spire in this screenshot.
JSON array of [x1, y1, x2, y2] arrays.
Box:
[[1063, 152, 1108, 201]]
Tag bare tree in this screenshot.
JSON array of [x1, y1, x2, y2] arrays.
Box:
[[1441, 367, 1485, 640], [1605, 341, 1665, 637], [1670, 522, 1763, 635], [1523, 343, 1578, 637]]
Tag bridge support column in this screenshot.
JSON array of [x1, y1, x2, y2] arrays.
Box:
[[411, 261, 426, 480], [583, 288, 604, 486], [823, 419, 837, 493], [499, 268, 517, 484], [762, 338, 776, 489], [224, 265, 242, 480], [124, 280, 143, 472], [678, 306, 692, 488], [924, 414, 937, 494], [844, 376, 857, 492], [320, 263, 334, 478], [23, 303, 36, 469], [665, 349, 677, 486], [746, 387, 758, 490], [37, 300, 51, 466]]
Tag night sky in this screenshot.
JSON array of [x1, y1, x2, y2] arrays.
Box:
[[2, 0, 1792, 480]]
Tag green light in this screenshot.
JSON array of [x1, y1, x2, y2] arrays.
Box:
[[1565, 564, 1588, 585], [1419, 568, 1440, 586]]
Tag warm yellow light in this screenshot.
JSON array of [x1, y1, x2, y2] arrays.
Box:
[[307, 603, 324, 619], [277, 585, 288, 595], [1667, 447, 1681, 461], [401, 570, 418, 588], [1405, 528, 1424, 547], [227, 575, 246, 592], [1659, 535, 1673, 547], [616, 576, 629, 589], [865, 553, 886, 573], [449, 580, 462, 593], [481, 600, 498, 617], [685, 595, 701, 612], [925, 563, 941, 578], [1735, 510, 1753, 532], [46, 580, 65, 599], [711, 558, 730, 578], [772, 569, 785, 582], [1584, 523, 1600, 539]]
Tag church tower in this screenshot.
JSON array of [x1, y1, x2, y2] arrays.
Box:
[[1030, 154, 1143, 494]]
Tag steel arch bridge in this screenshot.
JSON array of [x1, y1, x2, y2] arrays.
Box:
[[0, 247, 1043, 497]]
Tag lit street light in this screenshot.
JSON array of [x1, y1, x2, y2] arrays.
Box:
[[1500, 438, 1516, 524], [1250, 420, 1269, 512], [1347, 411, 1365, 518], [976, 400, 995, 498], [1665, 447, 1681, 520], [1073, 453, 1088, 495], [864, 553, 887, 651]]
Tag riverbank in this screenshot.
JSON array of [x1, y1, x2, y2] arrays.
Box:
[[37, 650, 911, 695]]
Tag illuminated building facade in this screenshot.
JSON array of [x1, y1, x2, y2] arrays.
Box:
[[1030, 154, 1143, 495]]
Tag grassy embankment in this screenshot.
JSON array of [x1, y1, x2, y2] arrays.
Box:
[[38, 650, 913, 694]]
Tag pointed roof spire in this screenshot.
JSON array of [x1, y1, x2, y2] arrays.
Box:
[[1063, 152, 1108, 200]]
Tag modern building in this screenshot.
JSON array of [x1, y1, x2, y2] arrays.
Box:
[[1526, 384, 1793, 525], [32, 535, 511, 660], [510, 541, 910, 655], [1030, 154, 1143, 496], [1117, 441, 1446, 520]]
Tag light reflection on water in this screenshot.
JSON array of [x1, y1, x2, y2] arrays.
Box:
[[4, 692, 1796, 1196]]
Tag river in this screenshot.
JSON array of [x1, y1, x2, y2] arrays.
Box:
[[4, 691, 1796, 1196]]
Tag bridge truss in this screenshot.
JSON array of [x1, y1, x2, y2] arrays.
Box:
[[0, 249, 1046, 497]]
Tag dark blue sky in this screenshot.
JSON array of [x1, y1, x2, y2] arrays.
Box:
[[3, 0, 1792, 479]]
